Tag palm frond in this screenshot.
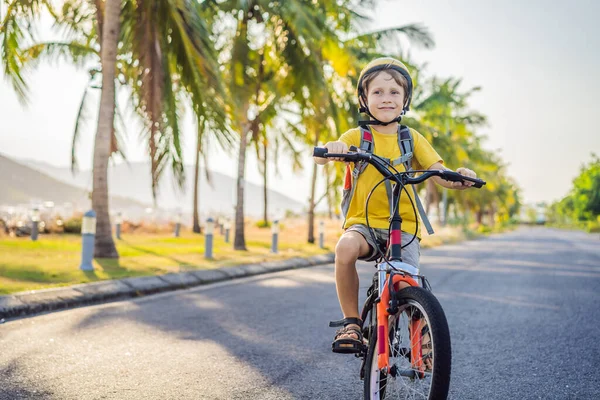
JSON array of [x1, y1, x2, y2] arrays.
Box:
[[71, 73, 127, 174], [201, 148, 214, 188], [52, 0, 97, 41], [112, 96, 128, 162], [345, 23, 435, 53], [279, 123, 303, 172], [1, 0, 62, 103], [21, 41, 98, 69], [70, 84, 91, 174]]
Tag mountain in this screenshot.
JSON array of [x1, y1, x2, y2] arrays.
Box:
[[0, 154, 147, 213], [10, 156, 306, 219]]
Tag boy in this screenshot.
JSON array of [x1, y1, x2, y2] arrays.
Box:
[[314, 57, 478, 353]]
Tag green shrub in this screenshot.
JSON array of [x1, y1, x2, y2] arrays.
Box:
[[254, 220, 285, 230], [63, 217, 82, 234], [587, 220, 600, 233], [255, 220, 271, 228], [477, 224, 493, 234], [461, 227, 478, 239]]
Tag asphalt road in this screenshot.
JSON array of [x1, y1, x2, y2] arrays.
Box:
[[1, 227, 599, 400]]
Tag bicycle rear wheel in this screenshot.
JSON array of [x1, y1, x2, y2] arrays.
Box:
[[364, 287, 451, 400]]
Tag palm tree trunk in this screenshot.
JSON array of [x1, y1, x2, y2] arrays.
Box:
[[433, 185, 440, 223], [462, 198, 469, 227], [489, 204, 496, 227], [234, 122, 250, 250], [425, 179, 439, 217], [262, 141, 268, 224], [307, 134, 319, 244], [325, 164, 333, 219], [441, 188, 448, 226], [476, 208, 483, 225], [92, 0, 120, 258], [192, 119, 202, 233]]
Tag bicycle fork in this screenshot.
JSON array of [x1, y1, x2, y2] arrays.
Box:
[[375, 264, 421, 374]]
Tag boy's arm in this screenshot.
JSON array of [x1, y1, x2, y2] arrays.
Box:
[[313, 141, 349, 165], [428, 162, 477, 190]]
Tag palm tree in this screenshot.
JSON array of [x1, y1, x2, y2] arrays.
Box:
[[92, 0, 121, 257], [252, 90, 286, 225], [3, 0, 231, 251], [192, 116, 205, 233], [191, 111, 235, 233], [1, 0, 120, 256], [120, 0, 227, 204], [216, 0, 334, 250], [188, 1, 238, 234], [406, 76, 486, 223]]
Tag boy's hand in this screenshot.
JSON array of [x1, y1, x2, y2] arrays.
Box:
[[453, 167, 477, 189], [324, 141, 349, 161]]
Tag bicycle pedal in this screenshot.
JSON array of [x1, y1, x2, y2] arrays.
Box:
[[332, 346, 361, 354], [331, 340, 368, 354]]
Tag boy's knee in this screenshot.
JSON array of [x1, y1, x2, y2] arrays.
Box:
[[335, 235, 362, 265]]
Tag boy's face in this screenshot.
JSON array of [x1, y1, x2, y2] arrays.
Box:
[[365, 71, 406, 123]]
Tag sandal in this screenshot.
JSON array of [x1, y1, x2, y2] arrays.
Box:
[[329, 317, 365, 354]]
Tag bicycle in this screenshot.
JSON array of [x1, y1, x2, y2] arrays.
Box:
[[313, 145, 486, 400]]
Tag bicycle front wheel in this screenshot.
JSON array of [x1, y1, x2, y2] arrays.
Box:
[[364, 287, 451, 400]]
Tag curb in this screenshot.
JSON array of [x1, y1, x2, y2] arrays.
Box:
[[0, 253, 335, 321]]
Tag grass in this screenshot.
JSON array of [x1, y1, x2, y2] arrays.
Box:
[[0, 218, 486, 296], [0, 218, 341, 295]]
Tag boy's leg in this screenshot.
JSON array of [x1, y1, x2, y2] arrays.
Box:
[[375, 230, 420, 291], [399, 231, 420, 269], [333, 230, 371, 341]]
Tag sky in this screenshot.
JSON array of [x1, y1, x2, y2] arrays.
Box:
[[1, 0, 599, 206]]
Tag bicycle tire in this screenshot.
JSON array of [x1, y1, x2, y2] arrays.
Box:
[[363, 287, 451, 400]]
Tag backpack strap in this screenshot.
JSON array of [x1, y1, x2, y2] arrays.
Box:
[[341, 127, 375, 225], [391, 126, 414, 170], [396, 126, 435, 235], [358, 126, 374, 154], [412, 180, 435, 235]]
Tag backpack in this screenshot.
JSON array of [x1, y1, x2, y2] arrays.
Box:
[[340, 125, 434, 235]]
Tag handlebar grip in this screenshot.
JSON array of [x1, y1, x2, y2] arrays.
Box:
[[313, 147, 328, 158], [441, 170, 464, 182], [441, 170, 486, 188], [313, 146, 368, 163]]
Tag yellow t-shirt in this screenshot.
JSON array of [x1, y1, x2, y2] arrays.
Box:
[[339, 126, 443, 238]]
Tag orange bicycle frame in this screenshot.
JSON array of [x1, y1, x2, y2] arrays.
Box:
[[376, 272, 421, 371]]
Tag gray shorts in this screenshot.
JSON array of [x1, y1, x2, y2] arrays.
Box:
[[345, 224, 420, 267]]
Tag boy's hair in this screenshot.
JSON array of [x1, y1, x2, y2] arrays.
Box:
[[360, 68, 410, 105]]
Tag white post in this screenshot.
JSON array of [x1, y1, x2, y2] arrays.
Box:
[[205, 217, 214, 259], [80, 210, 97, 271], [271, 220, 279, 254]]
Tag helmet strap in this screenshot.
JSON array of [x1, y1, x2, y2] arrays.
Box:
[[358, 116, 403, 127]]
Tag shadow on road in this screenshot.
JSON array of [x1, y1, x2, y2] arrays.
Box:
[[69, 265, 363, 399], [0, 360, 55, 399]]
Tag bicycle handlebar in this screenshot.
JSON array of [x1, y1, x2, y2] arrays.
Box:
[[313, 146, 486, 188]]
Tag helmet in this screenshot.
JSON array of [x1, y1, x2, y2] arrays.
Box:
[[357, 57, 413, 125]]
